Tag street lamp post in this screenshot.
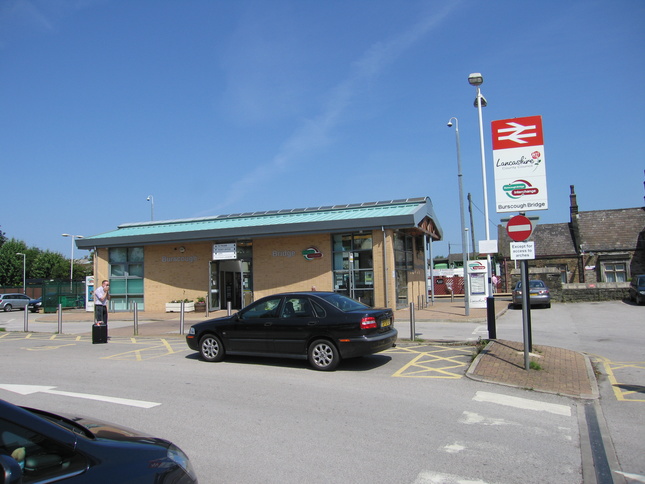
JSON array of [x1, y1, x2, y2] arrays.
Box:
[[62, 234, 84, 292], [468, 72, 496, 338], [147, 195, 154, 221], [16, 253, 26, 293], [447, 117, 470, 316]]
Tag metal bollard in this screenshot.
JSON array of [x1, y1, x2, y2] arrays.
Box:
[[23, 304, 29, 332], [409, 302, 415, 341], [57, 304, 63, 334], [133, 302, 139, 336], [227, 301, 232, 316], [180, 301, 185, 335]]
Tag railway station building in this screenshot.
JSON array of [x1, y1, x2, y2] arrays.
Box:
[[76, 197, 443, 312]]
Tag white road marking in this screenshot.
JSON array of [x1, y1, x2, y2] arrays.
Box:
[[473, 391, 571, 416], [0, 383, 160, 408], [442, 443, 466, 454], [459, 411, 515, 426], [413, 471, 496, 484]]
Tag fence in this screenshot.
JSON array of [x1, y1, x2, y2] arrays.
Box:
[[0, 281, 86, 313]]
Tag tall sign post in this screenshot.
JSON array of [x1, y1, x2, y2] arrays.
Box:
[[507, 215, 534, 370], [493, 116, 548, 370]]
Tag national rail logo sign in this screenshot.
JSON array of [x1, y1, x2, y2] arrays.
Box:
[[491, 115, 548, 213]]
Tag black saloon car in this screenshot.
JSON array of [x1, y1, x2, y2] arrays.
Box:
[[186, 292, 397, 371], [0, 398, 197, 483]]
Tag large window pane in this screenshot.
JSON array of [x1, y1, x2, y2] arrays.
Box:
[[128, 247, 144, 262], [109, 248, 127, 263], [109, 247, 144, 311], [127, 278, 144, 293]]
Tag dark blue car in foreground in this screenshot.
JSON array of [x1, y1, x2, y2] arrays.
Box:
[[0, 399, 197, 483], [187, 292, 397, 371]]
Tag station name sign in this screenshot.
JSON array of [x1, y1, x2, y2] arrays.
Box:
[[491, 115, 548, 213]]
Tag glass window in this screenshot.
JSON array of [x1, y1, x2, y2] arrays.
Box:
[[108, 247, 144, 311], [281, 297, 314, 318], [602, 262, 627, 283], [332, 233, 374, 305], [0, 417, 88, 482], [394, 232, 413, 271], [241, 297, 282, 319]]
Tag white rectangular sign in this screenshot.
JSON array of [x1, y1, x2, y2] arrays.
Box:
[[213, 243, 237, 260], [510, 241, 535, 260], [491, 115, 548, 213]]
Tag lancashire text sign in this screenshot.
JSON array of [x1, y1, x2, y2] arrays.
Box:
[[491, 115, 548, 213]]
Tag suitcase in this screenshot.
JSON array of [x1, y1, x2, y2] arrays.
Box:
[[92, 323, 108, 344]]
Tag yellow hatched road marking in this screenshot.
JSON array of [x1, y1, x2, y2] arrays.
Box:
[[596, 355, 645, 402], [388, 345, 474, 379], [102, 339, 189, 361]]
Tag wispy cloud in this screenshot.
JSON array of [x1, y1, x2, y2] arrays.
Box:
[[202, 3, 457, 215]]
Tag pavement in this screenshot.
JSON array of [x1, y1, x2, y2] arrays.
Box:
[[3, 296, 598, 400]]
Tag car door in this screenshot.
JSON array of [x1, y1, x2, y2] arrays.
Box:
[[16, 295, 30, 310], [272, 296, 319, 356], [224, 296, 282, 354]]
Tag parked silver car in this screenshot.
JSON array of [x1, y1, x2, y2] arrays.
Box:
[[0, 293, 32, 312], [512, 280, 551, 308]]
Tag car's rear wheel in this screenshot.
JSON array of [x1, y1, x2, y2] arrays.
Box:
[[3, 305, 11, 312], [308, 339, 340, 371], [199, 334, 225, 362]]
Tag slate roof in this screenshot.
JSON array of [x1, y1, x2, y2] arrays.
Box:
[[577, 207, 645, 252], [76, 197, 443, 249], [498, 222, 576, 258]]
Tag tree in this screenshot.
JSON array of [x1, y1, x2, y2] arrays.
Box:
[[31, 251, 70, 281], [0, 239, 28, 286]]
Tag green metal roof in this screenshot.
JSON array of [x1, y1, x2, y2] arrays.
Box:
[[76, 197, 443, 249]]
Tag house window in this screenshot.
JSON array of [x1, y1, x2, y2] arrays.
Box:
[[109, 247, 144, 311], [602, 262, 627, 283]]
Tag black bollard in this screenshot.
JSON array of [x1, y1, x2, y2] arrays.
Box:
[[486, 296, 496, 339]]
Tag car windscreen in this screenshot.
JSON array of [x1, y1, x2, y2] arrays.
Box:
[[315, 293, 369, 312]]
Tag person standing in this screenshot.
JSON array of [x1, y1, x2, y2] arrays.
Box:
[[94, 280, 110, 326]]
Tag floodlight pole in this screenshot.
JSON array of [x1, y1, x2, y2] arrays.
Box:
[[448, 117, 470, 316], [62, 234, 84, 292], [469, 72, 496, 339]]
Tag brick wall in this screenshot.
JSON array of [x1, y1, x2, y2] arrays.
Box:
[[253, 234, 332, 300]]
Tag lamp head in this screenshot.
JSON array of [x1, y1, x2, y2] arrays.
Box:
[[447, 121, 453, 127], [468, 73, 483, 86], [147, 196, 152, 202]]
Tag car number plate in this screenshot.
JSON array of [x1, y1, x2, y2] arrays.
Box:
[[381, 319, 391, 327]]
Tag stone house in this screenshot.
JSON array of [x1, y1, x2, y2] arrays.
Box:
[[497, 185, 645, 299]]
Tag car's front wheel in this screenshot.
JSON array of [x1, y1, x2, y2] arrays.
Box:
[[308, 339, 340, 371], [199, 334, 225, 362]]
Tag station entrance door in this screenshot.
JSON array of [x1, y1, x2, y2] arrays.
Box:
[[209, 260, 252, 311]]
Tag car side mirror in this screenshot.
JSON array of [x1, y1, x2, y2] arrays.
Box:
[[0, 454, 23, 483]]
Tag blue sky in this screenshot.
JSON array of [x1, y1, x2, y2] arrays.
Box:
[[1, 0, 644, 259]]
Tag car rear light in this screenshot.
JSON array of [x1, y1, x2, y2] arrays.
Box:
[[360, 317, 377, 329]]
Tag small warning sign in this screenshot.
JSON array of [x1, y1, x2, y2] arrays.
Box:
[[510, 241, 535, 260]]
